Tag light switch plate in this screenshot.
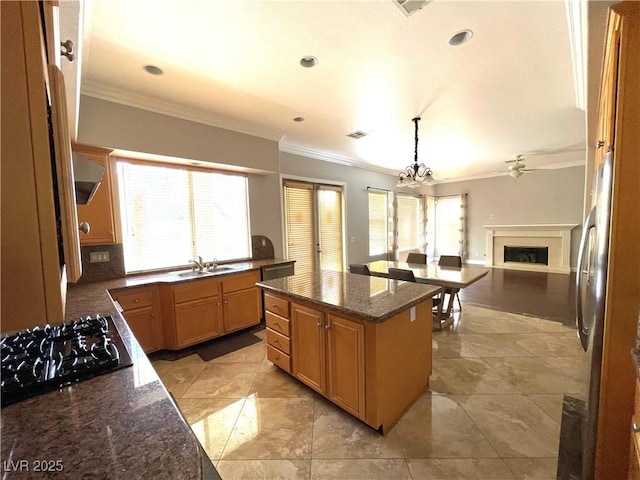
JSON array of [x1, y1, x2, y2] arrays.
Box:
[[89, 251, 110, 263]]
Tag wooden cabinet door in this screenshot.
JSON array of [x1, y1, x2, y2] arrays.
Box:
[[74, 144, 116, 245], [175, 296, 223, 347], [291, 302, 325, 394], [326, 315, 365, 419], [124, 306, 161, 353], [223, 287, 260, 333]]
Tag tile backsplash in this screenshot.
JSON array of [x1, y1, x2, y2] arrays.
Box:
[[78, 244, 125, 283]]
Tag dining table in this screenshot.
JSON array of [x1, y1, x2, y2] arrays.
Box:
[[365, 260, 490, 328]]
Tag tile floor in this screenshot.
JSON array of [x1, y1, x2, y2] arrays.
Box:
[[152, 305, 586, 480]]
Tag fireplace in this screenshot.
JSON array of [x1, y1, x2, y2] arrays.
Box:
[[504, 246, 549, 265], [483, 224, 578, 274]]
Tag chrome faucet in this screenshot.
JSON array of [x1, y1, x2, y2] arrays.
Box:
[[190, 256, 205, 271]]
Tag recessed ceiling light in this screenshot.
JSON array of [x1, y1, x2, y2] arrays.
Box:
[[448, 30, 474, 46], [299, 56, 318, 68], [293, 117, 305, 122], [143, 64, 164, 75]]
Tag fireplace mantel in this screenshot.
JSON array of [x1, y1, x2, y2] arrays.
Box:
[[482, 224, 578, 274]]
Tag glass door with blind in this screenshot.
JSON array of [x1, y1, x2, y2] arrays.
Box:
[[283, 181, 344, 274]]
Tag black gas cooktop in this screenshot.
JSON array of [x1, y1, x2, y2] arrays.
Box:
[[1, 315, 132, 407]]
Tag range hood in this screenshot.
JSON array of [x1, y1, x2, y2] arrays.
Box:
[[73, 153, 105, 205]]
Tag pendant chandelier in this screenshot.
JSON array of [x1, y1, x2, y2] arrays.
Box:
[[396, 117, 435, 188]]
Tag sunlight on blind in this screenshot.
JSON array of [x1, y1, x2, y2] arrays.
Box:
[[119, 163, 191, 272], [192, 172, 251, 261], [368, 191, 388, 256], [434, 196, 462, 256], [118, 162, 251, 273], [284, 183, 315, 275], [397, 195, 420, 251], [318, 186, 343, 272]]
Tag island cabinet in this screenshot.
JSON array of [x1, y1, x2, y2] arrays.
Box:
[[291, 302, 365, 419], [265, 291, 433, 433], [111, 286, 162, 353], [73, 143, 117, 245]]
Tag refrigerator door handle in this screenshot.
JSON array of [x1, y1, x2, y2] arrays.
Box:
[[576, 207, 596, 350]]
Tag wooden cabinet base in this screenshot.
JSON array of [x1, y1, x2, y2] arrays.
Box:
[[270, 295, 433, 434]]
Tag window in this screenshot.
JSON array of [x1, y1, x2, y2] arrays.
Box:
[[368, 190, 388, 256], [117, 161, 251, 273], [427, 195, 463, 259], [396, 194, 422, 258]]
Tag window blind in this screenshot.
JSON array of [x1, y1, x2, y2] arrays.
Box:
[[397, 195, 421, 252], [368, 191, 388, 256], [118, 161, 251, 273], [318, 186, 343, 272], [284, 182, 315, 275]]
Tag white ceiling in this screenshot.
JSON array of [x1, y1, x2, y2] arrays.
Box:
[[80, 0, 587, 182]]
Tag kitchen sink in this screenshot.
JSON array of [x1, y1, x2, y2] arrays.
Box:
[[175, 266, 236, 278], [176, 270, 213, 278]]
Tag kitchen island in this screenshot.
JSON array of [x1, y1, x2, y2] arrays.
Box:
[[257, 270, 441, 433]]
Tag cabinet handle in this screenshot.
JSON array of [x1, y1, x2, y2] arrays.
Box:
[[316, 322, 322, 327], [273, 321, 279, 326], [325, 320, 331, 330], [596, 140, 605, 149], [633, 423, 640, 433], [60, 39, 75, 62], [217, 302, 221, 306], [272, 304, 278, 308], [274, 339, 280, 344], [79, 222, 90, 234], [274, 355, 280, 360], [134, 299, 139, 303]]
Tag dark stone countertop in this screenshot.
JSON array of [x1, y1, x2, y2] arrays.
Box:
[[0, 257, 294, 479], [257, 270, 441, 323]]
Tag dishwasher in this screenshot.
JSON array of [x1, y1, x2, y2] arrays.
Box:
[[261, 262, 295, 280]]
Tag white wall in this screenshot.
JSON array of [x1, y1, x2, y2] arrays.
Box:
[[78, 96, 586, 269], [431, 165, 586, 268]]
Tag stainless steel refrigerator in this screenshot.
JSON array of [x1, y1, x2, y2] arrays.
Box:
[[574, 150, 614, 480]]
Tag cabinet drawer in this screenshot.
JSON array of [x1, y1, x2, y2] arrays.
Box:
[[267, 328, 290, 355], [266, 311, 290, 336], [173, 278, 220, 304], [267, 345, 291, 373], [223, 270, 260, 293], [265, 293, 289, 318], [116, 288, 154, 310]]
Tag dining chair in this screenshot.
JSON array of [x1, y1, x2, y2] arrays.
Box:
[[438, 255, 463, 313], [349, 264, 371, 276], [388, 268, 416, 282], [406, 252, 427, 264]]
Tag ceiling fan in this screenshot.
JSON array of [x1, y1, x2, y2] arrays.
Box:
[[505, 155, 537, 179]]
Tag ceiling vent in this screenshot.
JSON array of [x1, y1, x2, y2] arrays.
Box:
[[346, 131, 368, 139], [393, 0, 432, 17]]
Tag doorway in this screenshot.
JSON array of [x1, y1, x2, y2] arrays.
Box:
[[283, 180, 345, 275]]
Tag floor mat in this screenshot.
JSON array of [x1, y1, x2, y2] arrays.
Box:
[[195, 325, 264, 362]]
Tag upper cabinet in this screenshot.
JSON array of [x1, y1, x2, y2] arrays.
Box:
[[1, 1, 78, 331], [73, 143, 118, 245]]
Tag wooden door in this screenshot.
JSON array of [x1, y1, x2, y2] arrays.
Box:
[[223, 287, 260, 333], [124, 306, 160, 353], [291, 302, 325, 394], [175, 296, 223, 347], [326, 315, 365, 419], [74, 143, 117, 245]]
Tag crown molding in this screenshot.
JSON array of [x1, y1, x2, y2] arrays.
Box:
[[81, 81, 284, 142], [279, 142, 400, 177]]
